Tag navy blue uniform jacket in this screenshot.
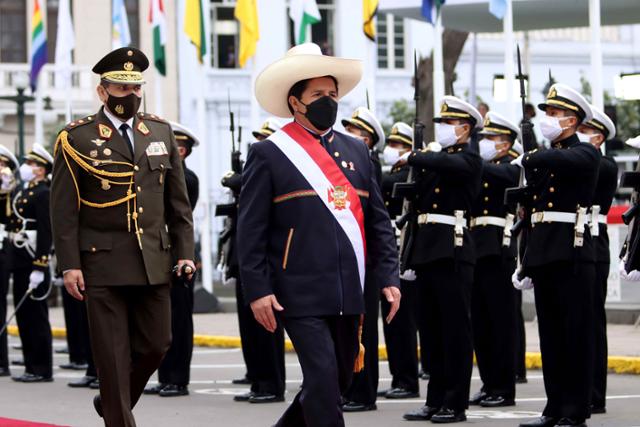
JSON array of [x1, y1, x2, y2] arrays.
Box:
[[237, 126, 399, 318]]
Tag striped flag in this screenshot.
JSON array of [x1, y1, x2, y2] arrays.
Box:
[[54, 0, 75, 89], [489, 0, 507, 19], [363, 0, 378, 41], [29, 0, 47, 92], [289, 0, 321, 45], [234, 0, 259, 68], [112, 0, 132, 49], [184, 0, 206, 63], [149, 0, 167, 75], [421, 0, 446, 24]]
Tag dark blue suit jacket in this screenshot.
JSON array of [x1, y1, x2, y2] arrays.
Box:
[[237, 125, 399, 318]]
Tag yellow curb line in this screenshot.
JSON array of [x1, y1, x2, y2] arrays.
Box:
[[8, 327, 640, 375]]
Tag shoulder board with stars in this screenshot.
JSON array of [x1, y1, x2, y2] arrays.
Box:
[[137, 112, 167, 123], [65, 115, 95, 131]]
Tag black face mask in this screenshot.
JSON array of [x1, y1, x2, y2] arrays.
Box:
[[106, 92, 141, 121], [300, 96, 338, 131]]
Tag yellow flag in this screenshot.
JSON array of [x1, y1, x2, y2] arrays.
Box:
[[363, 0, 378, 41], [184, 0, 206, 63], [235, 0, 259, 68]]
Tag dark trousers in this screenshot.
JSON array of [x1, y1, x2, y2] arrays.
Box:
[[416, 260, 474, 412], [158, 278, 194, 386], [381, 279, 419, 392], [0, 252, 9, 370], [592, 261, 609, 409], [416, 292, 431, 376], [235, 279, 285, 395], [276, 315, 359, 427], [86, 284, 171, 427], [62, 288, 96, 377], [12, 266, 52, 378], [471, 256, 517, 399], [515, 289, 527, 379], [530, 261, 595, 421], [343, 275, 379, 405]]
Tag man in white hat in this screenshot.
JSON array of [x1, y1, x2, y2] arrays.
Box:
[[513, 84, 600, 427], [468, 111, 521, 409], [400, 95, 484, 423], [577, 106, 617, 416], [238, 43, 400, 427]]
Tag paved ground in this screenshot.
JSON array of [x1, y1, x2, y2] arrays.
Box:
[[1, 310, 640, 426]]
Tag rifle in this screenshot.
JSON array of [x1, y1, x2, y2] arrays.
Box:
[[393, 51, 424, 271], [215, 91, 243, 217], [619, 171, 640, 271]]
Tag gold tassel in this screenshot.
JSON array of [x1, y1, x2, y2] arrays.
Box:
[[353, 314, 365, 373]]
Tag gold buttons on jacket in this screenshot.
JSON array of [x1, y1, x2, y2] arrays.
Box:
[[432, 203, 438, 209], [435, 188, 440, 194], [548, 202, 553, 208], [134, 165, 140, 171], [138, 207, 143, 214], [483, 182, 489, 188], [483, 209, 488, 215], [549, 187, 555, 193], [533, 195, 537, 200], [484, 196, 489, 202], [91, 247, 96, 253], [137, 186, 142, 192]]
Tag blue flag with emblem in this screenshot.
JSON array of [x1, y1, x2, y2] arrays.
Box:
[[421, 0, 445, 24]]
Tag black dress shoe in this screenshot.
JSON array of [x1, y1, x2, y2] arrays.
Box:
[[554, 418, 586, 427], [89, 379, 100, 389], [479, 395, 515, 407], [377, 388, 391, 397], [233, 391, 255, 402], [249, 392, 285, 404], [342, 401, 376, 412], [11, 358, 24, 366], [590, 405, 606, 414], [431, 408, 466, 423], [0, 367, 10, 377], [143, 383, 166, 395], [385, 387, 419, 399], [469, 390, 488, 405], [55, 347, 68, 354], [403, 406, 439, 421], [159, 384, 189, 397], [12, 373, 53, 383], [60, 362, 88, 371], [419, 371, 430, 380], [232, 376, 252, 385], [68, 376, 98, 388], [519, 416, 558, 427], [516, 375, 528, 384], [93, 395, 103, 418]]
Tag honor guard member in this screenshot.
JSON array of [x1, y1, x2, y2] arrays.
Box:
[[0, 144, 54, 383], [340, 106, 386, 412], [230, 117, 287, 403], [401, 96, 483, 423], [143, 122, 200, 398], [576, 106, 617, 416], [513, 84, 598, 427], [0, 145, 19, 377], [51, 47, 195, 427], [468, 111, 521, 408], [376, 122, 422, 402], [342, 106, 384, 184], [239, 43, 400, 427]]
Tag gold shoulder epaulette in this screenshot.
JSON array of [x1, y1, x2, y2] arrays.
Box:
[[137, 112, 166, 123], [508, 149, 520, 158], [65, 115, 95, 131]]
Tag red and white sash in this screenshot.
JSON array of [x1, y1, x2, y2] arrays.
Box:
[[269, 122, 366, 291]]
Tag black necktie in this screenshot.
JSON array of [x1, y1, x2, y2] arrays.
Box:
[[319, 135, 331, 154], [119, 123, 134, 158]]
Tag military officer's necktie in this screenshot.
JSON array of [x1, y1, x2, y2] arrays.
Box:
[[119, 123, 135, 158], [319, 135, 331, 154]]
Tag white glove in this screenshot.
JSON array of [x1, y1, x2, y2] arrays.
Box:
[[223, 276, 237, 287], [29, 270, 45, 291], [52, 277, 64, 288], [510, 154, 524, 168], [426, 141, 442, 153], [625, 135, 640, 149], [400, 269, 417, 281], [512, 269, 534, 290], [619, 259, 628, 280], [618, 259, 640, 281]]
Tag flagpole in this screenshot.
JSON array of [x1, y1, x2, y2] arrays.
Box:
[[503, 0, 516, 122], [589, 0, 603, 112], [34, 74, 44, 145], [432, 6, 444, 118], [154, 72, 164, 116]]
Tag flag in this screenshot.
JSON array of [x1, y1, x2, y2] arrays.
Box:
[[234, 0, 259, 68], [55, 0, 75, 89], [184, 0, 206, 63], [149, 0, 167, 75], [112, 0, 131, 49], [29, 0, 47, 92], [289, 0, 321, 45], [489, 0, 507, 19], [363, 0, 378, 41], [421, 0, 446, 24]]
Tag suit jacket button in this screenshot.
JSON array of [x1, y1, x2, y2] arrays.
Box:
[[139, 207, 144, 213], [91, 247, 96, 253], [549, 187, 555, 193], [483, 209, 488, 215], [432, 203, 438, 209], [137, 186, 142, 192], [134, 165, 140, 171], [435, 187, 440, 193], [547, 202, 553, 208], [139, 228, 144, 235]]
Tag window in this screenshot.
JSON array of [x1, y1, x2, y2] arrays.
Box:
[[288, 0, 335, 54], [210, 0, 239, 68], [377, 13, 405, 70], [125, 0, 140, 48], [0, 0, 27, 62]]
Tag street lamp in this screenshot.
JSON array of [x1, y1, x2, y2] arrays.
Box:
[[0, 71, 35, 158]]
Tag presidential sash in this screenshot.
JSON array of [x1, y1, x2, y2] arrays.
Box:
[[269, 122, 367, 291]]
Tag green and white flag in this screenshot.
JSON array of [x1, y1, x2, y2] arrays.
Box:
[[289, 0, 321, 45], [149, 0, 166, 76]]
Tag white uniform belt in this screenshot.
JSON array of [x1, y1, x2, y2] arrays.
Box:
[[598, 214, 607, 224], [531, 211, 579, 224], [470, 216, 506, 228], [417, 213, 468, 227]]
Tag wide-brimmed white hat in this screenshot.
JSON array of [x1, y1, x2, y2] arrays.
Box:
[[255, 43, 363, 118]]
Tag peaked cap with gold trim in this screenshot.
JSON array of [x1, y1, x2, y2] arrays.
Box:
[[480, 111, 520, 140], [0, 144, 19, 170], [538, 83, 593, 124], [341, 107, 385, 145], [584, 104, 616, 140], [92, 47, 149, 85], [434, 96, 483, 129], [252, 117, 286, 139], [387, 122, 413, 147], [25, 143, 54, 169]]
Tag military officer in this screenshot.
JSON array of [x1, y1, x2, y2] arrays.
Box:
[[240, 43, 400, 427], [143, 122, 200, 397], [468, 111, 521, 408], [252, 117, 285, 142], [0, 144, 54, 383], [0, 145, 19, 377], [376, 122, 421, 401], [401, 96, 483, 423], [576, 105, 618, 415], [513, 84, 599, 427], [50, 47, 195, 427], [341, 106, 384, 184]]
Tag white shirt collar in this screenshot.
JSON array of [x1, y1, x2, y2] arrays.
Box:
[[103, 106, 134, 131]]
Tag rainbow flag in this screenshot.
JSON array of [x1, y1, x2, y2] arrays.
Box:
[[30, 0, 47, 91]]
